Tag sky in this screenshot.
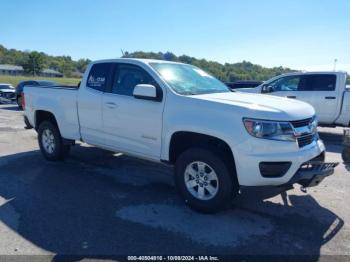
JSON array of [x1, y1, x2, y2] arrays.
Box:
[[1, 0, 350, 72]]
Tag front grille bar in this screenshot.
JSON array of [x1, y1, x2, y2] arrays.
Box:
[[300, 161, 339, 172], [290, 118, 312, 128]]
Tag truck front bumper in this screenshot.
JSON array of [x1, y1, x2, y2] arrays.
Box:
[[283, 161, 338, 188], [232, 138, 335, 186]]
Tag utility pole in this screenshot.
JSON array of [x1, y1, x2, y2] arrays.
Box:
[[333, 59, 338, 71]]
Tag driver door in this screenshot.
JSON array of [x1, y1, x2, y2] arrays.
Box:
[[263, 76, 300, 99], [263, 75, 313, 106]]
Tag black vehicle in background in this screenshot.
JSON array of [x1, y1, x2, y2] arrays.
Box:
[[225, 80, 263, 90], [15, 80, 57, 109]]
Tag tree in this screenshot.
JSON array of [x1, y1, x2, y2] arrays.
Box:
[[163, 52, 176, 61], [121, 50, 295, 81], [22, 51, 45, 76], [0, 45, 297, 80]]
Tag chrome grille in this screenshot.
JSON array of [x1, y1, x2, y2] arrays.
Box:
[[6, 92, 15, 99], [297, 134, 315, 148], [290, 117, 317, 148], [1, 92, 15, 99], [290, 118, 312, 128]]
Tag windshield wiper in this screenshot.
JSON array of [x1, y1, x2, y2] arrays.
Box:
[[181, 92, 197, 95]]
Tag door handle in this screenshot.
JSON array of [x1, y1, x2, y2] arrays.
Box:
[[105, 102, 118, 108], [287, 96, 296, 99], [325, 96, 336, 100]]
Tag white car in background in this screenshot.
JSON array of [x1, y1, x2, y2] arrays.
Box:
[[238, 72, 349, 127], [0, 83, 16, 103]]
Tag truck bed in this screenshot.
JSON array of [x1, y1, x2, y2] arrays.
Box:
[[24, 85, 81, 140]]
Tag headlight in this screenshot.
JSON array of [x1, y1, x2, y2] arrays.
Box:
[[243, 118, 295, 141], [310, 116, 318, 133]]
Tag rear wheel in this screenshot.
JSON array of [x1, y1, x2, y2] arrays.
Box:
[[38, 121, 70, 161], [174, 148, 238, 213]]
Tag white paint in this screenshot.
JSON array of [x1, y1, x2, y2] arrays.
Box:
[[24, 58, 328, 188]]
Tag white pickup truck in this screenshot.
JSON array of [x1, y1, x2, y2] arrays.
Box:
[[238, 71, 349, 127], [24, 59, 337, 213]]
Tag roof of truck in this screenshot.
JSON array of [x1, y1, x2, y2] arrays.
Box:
[[281, 71, 346, 75], [91, 58, 186, 65]]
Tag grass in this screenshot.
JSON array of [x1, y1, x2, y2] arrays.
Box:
[[0, 75, 80, 86]]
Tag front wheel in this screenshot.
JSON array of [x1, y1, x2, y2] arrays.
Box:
[[174, 148, 238, 213], [38, 121, 70, 161]]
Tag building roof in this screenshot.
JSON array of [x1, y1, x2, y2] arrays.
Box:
[[0, 64, 24, 70], [41, 69, 63, 75], [0, 64, 64, 76]]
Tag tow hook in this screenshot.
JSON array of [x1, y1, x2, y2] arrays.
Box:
[[300, 186, 307, 193]]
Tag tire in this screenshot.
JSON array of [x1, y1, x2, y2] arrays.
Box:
[[38, 121, 70, 161], [174, 148, 238, 213], [17, 96, 23, 110], [24, 116, 33, 129]]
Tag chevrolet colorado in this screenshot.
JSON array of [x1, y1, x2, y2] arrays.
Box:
[[238, 71, 349, 127], [23, 59, 337, 213]]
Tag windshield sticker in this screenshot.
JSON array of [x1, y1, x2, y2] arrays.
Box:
[[88, 75, 106, 87]]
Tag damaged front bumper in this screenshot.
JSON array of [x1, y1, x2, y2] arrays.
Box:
[[284, 161, 339, 188]]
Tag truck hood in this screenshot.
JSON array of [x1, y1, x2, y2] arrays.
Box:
[[192, 92, 315, 120], [0, 89, 15, 93]]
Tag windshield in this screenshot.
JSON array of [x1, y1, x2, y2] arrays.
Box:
[[0, 84, 14, 90], [150, 62, 230, 95]]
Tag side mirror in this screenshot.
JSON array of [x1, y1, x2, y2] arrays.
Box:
[[133, 84, 158, 101], [261, 85, 273, 93]]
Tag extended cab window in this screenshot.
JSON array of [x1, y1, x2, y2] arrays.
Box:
[[87, 63, 114, 92], [299, 74, 336, 91], [111, 64, 159, 96]]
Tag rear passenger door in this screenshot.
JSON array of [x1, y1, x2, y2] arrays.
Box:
[[78, 63, 114, 145], [298, 74, 339, 123], [102, 63, 164, 160]]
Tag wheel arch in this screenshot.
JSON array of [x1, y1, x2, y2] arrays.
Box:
[[35, 110, 59, 131], [167, 131, 237, 182]]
